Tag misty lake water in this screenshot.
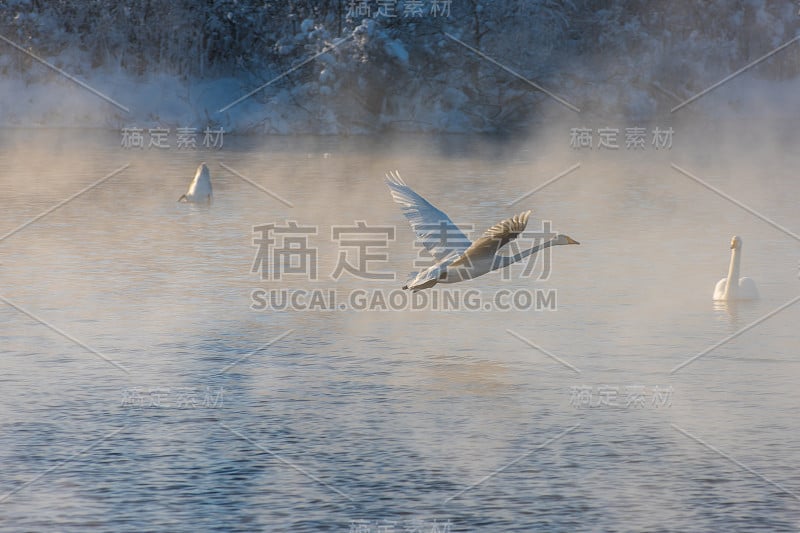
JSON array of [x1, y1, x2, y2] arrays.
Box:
[[0, 127, 798, 532]]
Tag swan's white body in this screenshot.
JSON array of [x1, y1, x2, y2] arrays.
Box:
[[713, 236, 758, 301], [384, 171, 579, 291], [179, 163, 213, 204]]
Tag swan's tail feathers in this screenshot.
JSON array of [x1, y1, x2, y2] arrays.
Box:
[[400, 271, 418, 290], [402, 268, 441, 291]]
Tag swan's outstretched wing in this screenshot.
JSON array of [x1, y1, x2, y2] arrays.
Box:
[[480, 210, 531, 247], [385, 171, 471, 261], [451, 210, 531, 267]]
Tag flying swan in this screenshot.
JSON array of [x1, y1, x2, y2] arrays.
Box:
[[385, 171, 579, 291], [713, 235, 759, 301], [178, 163, 213, 204]]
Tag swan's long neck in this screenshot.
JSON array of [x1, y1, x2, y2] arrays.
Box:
[[725, 245, 741, 298], [492, 240, 554, 270]]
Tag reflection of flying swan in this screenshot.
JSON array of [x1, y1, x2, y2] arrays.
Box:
[[713, 235, 759, 301], [178, 163, 213, 204], [384, 171, 579, 291]]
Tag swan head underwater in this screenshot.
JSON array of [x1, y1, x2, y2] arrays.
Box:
[[178, 163, 213, 204], [713, 235, 759, 301]]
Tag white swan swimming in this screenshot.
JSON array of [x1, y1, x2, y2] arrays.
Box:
[[713, 235, 759, 301], [178, 163, 213, 204], [385, 171, 579, 291]]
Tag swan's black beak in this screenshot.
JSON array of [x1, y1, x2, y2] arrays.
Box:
[[567, 237, 580, 245]]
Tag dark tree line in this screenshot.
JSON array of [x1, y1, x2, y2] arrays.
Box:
[[1, 0, 796, 131]]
